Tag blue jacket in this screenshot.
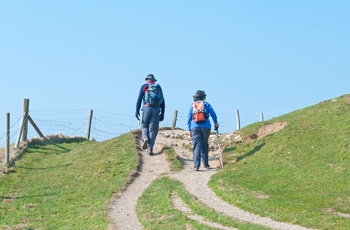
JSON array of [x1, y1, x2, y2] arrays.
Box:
[[188, 100, 218, 131], [136, 82, 165, 114]]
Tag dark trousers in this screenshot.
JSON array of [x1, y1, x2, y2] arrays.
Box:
[[191, 127, 210, 168], [141, 105, 160, 152]]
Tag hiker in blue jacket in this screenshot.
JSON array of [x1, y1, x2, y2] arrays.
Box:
[[188, 90, 219, 171], [135, 74, 165, 156]]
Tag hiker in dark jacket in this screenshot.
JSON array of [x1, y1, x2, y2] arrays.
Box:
[[135, 74, 165, 155], [188, 90, 219, 171]]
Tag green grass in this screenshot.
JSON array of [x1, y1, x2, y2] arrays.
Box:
[[209, 94, 350, 229], [136, 176, 268, 230], [2, 94, 350, 229], [0, 132, 138, 229], [163, 147, 183, 172]]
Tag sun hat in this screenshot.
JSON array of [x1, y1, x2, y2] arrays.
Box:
[[193, 90, 206, 100], [145, 74, 157, 82]]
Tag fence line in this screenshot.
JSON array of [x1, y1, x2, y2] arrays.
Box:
[[0, 108, 265, 149]]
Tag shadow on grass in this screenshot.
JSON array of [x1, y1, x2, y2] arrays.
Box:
[[224, 146, 236, 152], [236, 142, 265, 162], [0, 192, 58, 200], [28, 144, 71, 154], [16, 163, 73, 170]]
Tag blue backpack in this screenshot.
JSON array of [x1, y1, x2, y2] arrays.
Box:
[[144, 83, 164, 106]]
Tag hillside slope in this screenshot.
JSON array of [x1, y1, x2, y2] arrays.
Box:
[[210, 94, 350, 229]]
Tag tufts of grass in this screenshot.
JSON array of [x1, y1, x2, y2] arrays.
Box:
[[0, 132, 138, 229], [136, 176, 268, 230], [209, 94, 350, 229], [163, 147, 183, 172]]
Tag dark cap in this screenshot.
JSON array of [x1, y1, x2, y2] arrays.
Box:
[[193, 90, 206, 100], [145, 74, 157, 82]]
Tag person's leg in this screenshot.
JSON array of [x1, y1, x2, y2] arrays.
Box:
[[191, 127, 202, 169], [141, 106, 152, 149], [201, 127, 211, 167], [148, 107, 160, 153]]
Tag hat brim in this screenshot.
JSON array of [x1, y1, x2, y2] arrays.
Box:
[[145, 78, 157, 82]]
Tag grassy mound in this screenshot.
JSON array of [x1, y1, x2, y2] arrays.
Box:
[[210, 94, 350, 229]]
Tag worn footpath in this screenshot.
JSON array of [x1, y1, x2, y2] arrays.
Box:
[[108, 128, 313, 230]]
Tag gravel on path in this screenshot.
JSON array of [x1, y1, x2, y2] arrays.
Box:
[[108, 129, 313, 230]]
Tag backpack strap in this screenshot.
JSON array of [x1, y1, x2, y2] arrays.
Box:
[[187, 102, 195, 125], [188, 101, 208, 125]]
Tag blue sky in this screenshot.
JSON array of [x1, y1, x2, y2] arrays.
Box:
[[0, 1, 349, 135]]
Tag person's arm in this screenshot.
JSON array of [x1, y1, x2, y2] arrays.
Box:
[[159, 86, 165, 121], [160, 86, 165, 114], [187, 105, 193, 131], [135, 84, 145, 119], [207, 103, 219, 130]]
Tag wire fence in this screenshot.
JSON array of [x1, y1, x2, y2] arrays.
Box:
[[0, 109, 263, 148]]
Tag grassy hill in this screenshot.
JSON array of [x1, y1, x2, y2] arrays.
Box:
[[0, 133, 139, 229], [209, 94, 350, 229], [1, 94, 350, 229]]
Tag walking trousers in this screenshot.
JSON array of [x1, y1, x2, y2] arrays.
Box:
[[191, 127, 210, 168], [141, 105, 160, 152]]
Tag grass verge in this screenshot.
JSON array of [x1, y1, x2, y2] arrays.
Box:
[[0, 132, 138, 229], [209, 95, 350, 229], [163, 146, 183, 172], [136, 176, 268, 230]]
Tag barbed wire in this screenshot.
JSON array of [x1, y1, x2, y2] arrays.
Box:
[[0, 109, 262, 147]]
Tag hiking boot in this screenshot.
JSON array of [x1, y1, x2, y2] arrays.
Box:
[[194, 167, 199, 171], [204, 165, 210, 169], [142, 139, 148, 150], [147, 149, 154, 156]]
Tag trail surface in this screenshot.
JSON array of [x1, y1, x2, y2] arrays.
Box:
[[108, 129, 313, 230]]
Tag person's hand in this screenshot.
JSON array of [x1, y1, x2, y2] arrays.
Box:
[[159, 113, 164, 121], [189, 131, 192, 138], [214, 123, 219, 131], [135, 111, 140, 120]]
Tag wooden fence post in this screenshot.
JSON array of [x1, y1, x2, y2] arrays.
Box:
[[172, 110, 178, 128], [86, 110, 93, 140], [236, 109, 241, 130], [28, 115, 44, 138], [5, 113, 10, 167], [21, 99, 30, 142], [15, 99, 30, 148]]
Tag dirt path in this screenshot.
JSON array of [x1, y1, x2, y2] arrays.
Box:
[[108, 129, 313, 230], [107, 134, 170, 230]]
